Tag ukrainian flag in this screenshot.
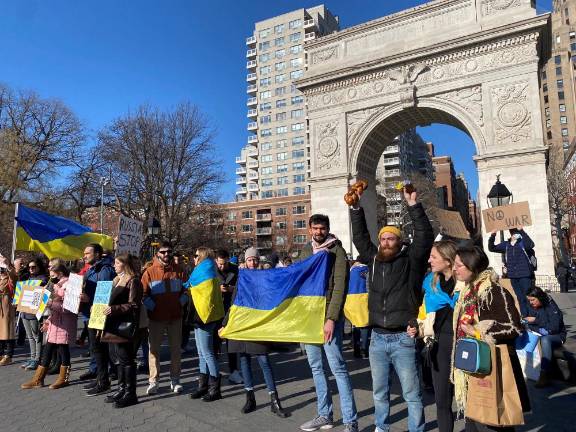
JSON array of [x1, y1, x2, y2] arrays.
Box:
[[186, 258, 224, 324], [344, 264, 369, 328], [220, 251, 330, 344], [14, 204, 114, 260]]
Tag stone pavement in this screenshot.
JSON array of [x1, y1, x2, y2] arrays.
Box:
[[1, 294, 575, 432]]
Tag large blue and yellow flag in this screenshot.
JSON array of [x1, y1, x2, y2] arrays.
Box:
[[14, 204, 114, 260], [344, 264, 369, 328], [220, 251, 330, 344], [185, 258, 225, 324]]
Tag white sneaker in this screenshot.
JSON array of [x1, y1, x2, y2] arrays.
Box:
[[228, 370, 243, 385], [146, 382, 159, 395], [170, 380, 183, 393]]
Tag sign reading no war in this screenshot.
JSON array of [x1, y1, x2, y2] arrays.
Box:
[[116, 215, 143, 256], [482, 201, 532, 233]]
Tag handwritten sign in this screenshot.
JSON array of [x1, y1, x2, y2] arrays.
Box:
[[434, 208, 470, 239], [88, 281, 113, 330], [17, 283, 46, 315], [63, 273, 83, 314], [482, 201, 532, 233], [116, 215, 143, 256]]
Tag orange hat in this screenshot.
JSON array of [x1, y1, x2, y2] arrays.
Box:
[[378, 226, 402, 240]]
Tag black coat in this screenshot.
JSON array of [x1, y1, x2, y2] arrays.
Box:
[[350, 203, 434, 330]]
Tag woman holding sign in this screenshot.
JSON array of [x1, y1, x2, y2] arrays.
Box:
[[0, 255, 17, 366]]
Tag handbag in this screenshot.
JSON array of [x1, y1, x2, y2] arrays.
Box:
[[454, 337, 491, 374], [106, 318, 137, 339]]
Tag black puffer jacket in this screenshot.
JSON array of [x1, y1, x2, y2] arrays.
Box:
[[350, 203, 433, 331]]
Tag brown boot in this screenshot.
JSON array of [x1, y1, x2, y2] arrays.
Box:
[[49, 366, 71, 389], [21, 365, 47, 389], [0, 355, 13, 366]]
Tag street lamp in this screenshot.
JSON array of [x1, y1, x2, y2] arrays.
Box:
[[99, 176, 110, 234], [147, 216, 161, 259], [487, 174, 513, 245]]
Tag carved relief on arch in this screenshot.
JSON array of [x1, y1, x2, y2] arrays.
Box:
[[315, 120, 342, 172], [433, 86, 484, 128], [490, 81, 531, 146], [481, 0, 521, 16]]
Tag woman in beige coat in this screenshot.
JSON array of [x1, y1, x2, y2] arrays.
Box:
[[0, 256, 17, 366]]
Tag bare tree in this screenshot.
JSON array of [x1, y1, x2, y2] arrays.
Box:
[[547, 150, 571, 266]]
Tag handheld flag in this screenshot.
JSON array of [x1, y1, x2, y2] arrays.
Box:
[[14, 204, 114, 260], [186, 258, 224, 324], [220, 251, 330, 344], [344, 264, 369, 328]]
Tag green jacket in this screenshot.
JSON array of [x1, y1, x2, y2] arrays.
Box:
[[298, 240, 349, 322]]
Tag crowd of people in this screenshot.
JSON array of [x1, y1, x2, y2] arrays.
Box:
[[0, 185, 568, 432]]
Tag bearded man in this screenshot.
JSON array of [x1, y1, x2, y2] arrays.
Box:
[[349, 186, 433, 432]]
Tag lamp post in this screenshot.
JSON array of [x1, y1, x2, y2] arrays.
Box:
[[99, 176, 110, 234], [487, 174, 513, 243], [147, 216, 161, 259]]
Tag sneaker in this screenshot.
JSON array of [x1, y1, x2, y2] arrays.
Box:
[[25, 360, 39, 371], [228, 370, 243, 385], [300, 416, 334, 431], [343, 423, 358, 432], [20, 360, 32, 369], [146, 382, 159, 395], [170, 380, 183, 394]]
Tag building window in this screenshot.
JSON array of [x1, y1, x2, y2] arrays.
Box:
[[289, 32, 301, 42], [259, 53, 271, 62], [260, 102, 271, 111], [260, 65, 272, 75], [289, 19, 302, 29], [227, 211, 237, 221], [545, 107, 550, 117], [559, 91, 565, 100], [260, 115, 271, 124], [274, 24, 284, 34], [290, 58, 303, 68], [570, 31, 576, 39], [292, 149, 305, 158], [291, 123, 304, 131], [277, 164, 288, 173], [261, 167, 273, 175], [259, 41, 270, 51], [260, 77, 271, 87], [542, 83, 548, 92], [556, 66, 563, 75], [290, 70, 303, 79], [290, 44, 302, 54], [275, 207, 287, 216], [261, 154, 273, 162], [260, 90, 271, 99], [572, 43, 576, 52], [275, 236, 286, 245], [555, 55, 562, 65], [275, 74, 286, 84], [261, 191, 274, 199], [293, 162, 305, 171], [275, 61, 286, 71], [276, 221, 287, 229], [274, 37, 284, 46], [241, 211, 253, 219], [277, 176, 288, 185], [276, 99, 287, 108], [561, 116, 568, 124], [560, 103, 566, 112], [544, 95, 549, 103], [562, 128, 569, 136], [276, 139, 287, 148], [260, 129, 272, 137], [293, 220, 306, 229], [275, 49, 285, 59], [261, 142, 272, 151], [291, 109, 304, 118], [227, 225, 237, 233], [275, 87, 286, 96], [241, 224, 253, 233], [276, 125, 288, 134], [557, 79, 564, 89], [542, 70, 547, 80], [293, 205, 306, 215], [293, 174, 305, 183], [261, 178, 273, 187], [556, 34, 561, 44], [276, 112, 287, 121], [546, 119, 552, 128], [292, 136, 305, 146], [291, 95, 304, 104], [547, 131, 553, 139], [293, 234, 307, 244], [278, 188, 289, 197], [277, 152, 288, 160], [259, 28, 271, 38]]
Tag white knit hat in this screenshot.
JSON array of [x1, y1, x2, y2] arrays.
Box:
[[244, 247, 259, 260]]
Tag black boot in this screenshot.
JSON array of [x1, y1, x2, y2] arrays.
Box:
[[85, 376, 111, 397], [202, 375, 222, 402], [190, 373, 209, 399], [270, 391, 288, 418], [114, 365, 138, 408], [241, 390, 256, 414], [105, 366, 126, 403]]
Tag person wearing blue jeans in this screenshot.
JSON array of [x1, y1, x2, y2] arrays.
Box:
[[370, 332, 424, 432], [298, 213, 358, 432]]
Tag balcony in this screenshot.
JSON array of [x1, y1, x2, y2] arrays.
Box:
[[247, 122, 258, 131], [236, 167, 247, 174], [256, 241, 273, 249], [382, 157, 400, 166], [246, 60, 257, 69], [383, 145, 399, 154], [246, 48, 257, 58], [248, 171, 259, 180], [247, 109, 257, 118], [236, 187, 247, 194], [256, 213, 272, 221], [235, 155, 246, 164], [246, 36, 256, 45], [235, 176, 247, 184], [248, 148, 258, 157], [256, 227, 272, 235], [304, 32, 316, 41], [384, 169, 400, 177], [247, 135, 258, 144], [246, 73, 257, 82], [247, 97, 257, 106], [247, 84, 257, 93], [304, 19, 316, 29], [387, 205, 402, 213], [248, 183, 259, 192], [247, 161, 258, 168]]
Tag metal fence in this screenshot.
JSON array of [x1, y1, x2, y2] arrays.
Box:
[[535, 275, 561, 292]]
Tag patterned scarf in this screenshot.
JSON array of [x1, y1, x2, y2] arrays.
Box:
[[311, 234, 339, 254]]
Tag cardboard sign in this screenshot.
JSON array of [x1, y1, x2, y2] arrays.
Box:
[[17, 283, 46, 314], [88, 281, 113, 330], [434, 208, 470, 239], [116, 215, 144, 256], [482, 201, 532, 233], [35, 289, 51, 320], [63, 273, 83, 314]]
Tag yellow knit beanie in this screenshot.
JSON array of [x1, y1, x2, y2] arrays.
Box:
[[378, 226, 402, 240]]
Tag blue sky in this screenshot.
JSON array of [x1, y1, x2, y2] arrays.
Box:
[[0, 0, 553, 202]]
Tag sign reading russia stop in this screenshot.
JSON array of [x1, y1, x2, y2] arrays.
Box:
[[116, 215, 144, 256], [482, 201, 532, 233]]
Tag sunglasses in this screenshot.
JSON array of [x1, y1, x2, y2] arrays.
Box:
[[158, 250, 173, 255], [29, 265, 37, 269]]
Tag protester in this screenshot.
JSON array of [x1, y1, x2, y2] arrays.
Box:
[[21, 262, 76, 390], [21, 257, 49, 370], [187, 247, 224, 402], [419, 241, 460, 432], [13, 257, 28, 347], [488, 228, 535, 316], [0, 256, 17, 366], [298, 214, 358, 432], [142, 240, 187, 395], [223, 247, 288, 417], [214, 248, 243, 385], [80, 243, 116, 395], [452, 246, 530, 431], [524, 286, 567, 388], [350, 186, 433, 432], [101, 254, 143, 407]]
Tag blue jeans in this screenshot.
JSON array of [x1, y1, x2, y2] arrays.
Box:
[[510, 277, 532, 316], [194, 322, 219, 377], [239, 353, 276, 392], [304, 319, 358, 425], [540, 334, 564, 371], [370, 332, 424, 432], [353, 326, 371, 352]]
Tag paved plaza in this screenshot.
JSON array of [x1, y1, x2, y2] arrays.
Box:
[[1, 293, 575, 432]]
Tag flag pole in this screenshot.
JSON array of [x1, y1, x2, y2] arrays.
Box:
[[11, 202, 18, 263]]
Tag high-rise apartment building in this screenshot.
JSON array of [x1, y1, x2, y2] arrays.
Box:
[[540, 0, 576, 161], [235, 5, 339, 201]]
